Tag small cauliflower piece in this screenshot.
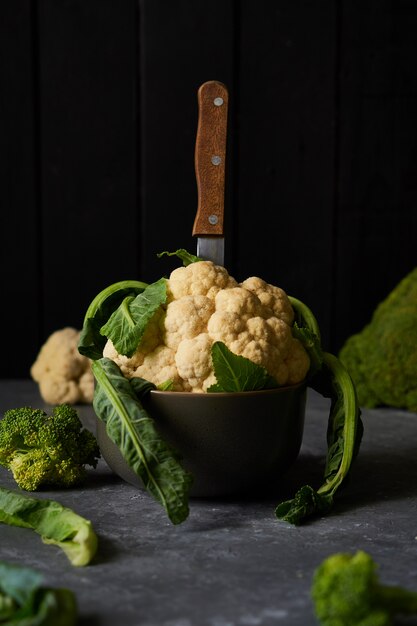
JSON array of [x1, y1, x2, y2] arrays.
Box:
[[208, 286, 309, 386], [168, 260, 237, 301], [164, 295, 215, 350], [175, 333, 215, 392], [286, 337, 311, 385], [38, 377, 83, 406], [207, 288, 267, 346], [103, 339, 144, 376], [213, 286, 267, 317], [31, 328, 94, 404], [133, 345, 188, 391], [240, 276, 294, 326], [78, 369, 95, 403]]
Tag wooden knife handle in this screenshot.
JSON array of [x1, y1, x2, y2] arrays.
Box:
[[192, 80, 228, 236]]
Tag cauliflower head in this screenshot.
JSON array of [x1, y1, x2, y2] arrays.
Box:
[[31, 328, 94, 404], [104, 261, 310, 392]]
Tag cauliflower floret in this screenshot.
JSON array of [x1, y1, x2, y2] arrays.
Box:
[[286, 338, 311, 385], [31, 327, 94, 404], [207, 287, 267, 344], [37, 377, 83, 405], [213, 286, 268, 317], [168, 260, 237, 301], [175, 333, 214, 392], [207, 286, 309, 386], [133, 345, 188, 392], [164, 295, 215, 350], [103, 339, 143, 376], [240, 276, 294, 326], [228, 320, 293, 385], [78, 369, 95, 403], [208, 287, 269, 340]]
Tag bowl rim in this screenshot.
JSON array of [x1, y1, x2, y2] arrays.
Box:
[[149, 380, 306, 399]]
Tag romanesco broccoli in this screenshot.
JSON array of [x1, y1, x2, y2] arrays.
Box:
[[312, 550, 417, 626], [0, 405, 100, 490], [339, 267, 417, 412]]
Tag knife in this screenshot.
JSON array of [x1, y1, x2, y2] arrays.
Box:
[[192, 80, 228, 265]]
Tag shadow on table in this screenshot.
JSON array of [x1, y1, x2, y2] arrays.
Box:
[[82, 469, 125, 490], [91, 535, 121, 565], [188, 441, 417, 530], [187, 452, 324, 515], [334, 446, 417, 511], [78, 615, 101, 626]]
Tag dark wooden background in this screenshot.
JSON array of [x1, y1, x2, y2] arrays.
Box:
[[1, 0, 416, 378]]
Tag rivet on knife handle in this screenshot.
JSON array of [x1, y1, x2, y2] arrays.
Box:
[[192, 81, 228, 237]]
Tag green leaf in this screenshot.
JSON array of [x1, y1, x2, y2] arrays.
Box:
[[275, 352, 363, 525], [275, 296, 363, 525], [92, 358, 192, 524], [275, 485, 333, 525], [208, 341, 278, 392], [129, 376, 156, 398], [100, 278, 167, 358], [0, 561, 77, 625], [78, 280, 148, 360], [0, 488, 98, 566], [157, 249, 203, 266]]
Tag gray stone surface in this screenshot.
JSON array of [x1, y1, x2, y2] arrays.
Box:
[[1, 380, 417, 625]]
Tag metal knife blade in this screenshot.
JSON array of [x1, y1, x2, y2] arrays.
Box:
[[196, 236, 224, 265], [192, 81, 228, 265]]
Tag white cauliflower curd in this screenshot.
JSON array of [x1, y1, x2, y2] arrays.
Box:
[[103, 261, 310, 393], [31, 327, 94, 404]]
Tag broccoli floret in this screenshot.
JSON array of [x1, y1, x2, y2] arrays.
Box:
[[0, 405, 100, 491], [339, 267, 417, 412], [312, 550, 417, 626]]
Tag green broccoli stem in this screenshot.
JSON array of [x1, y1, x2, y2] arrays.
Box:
[[376, 584, 417, 615]]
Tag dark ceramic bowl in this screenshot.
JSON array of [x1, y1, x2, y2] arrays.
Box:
[[96, 384, 307, 497]]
